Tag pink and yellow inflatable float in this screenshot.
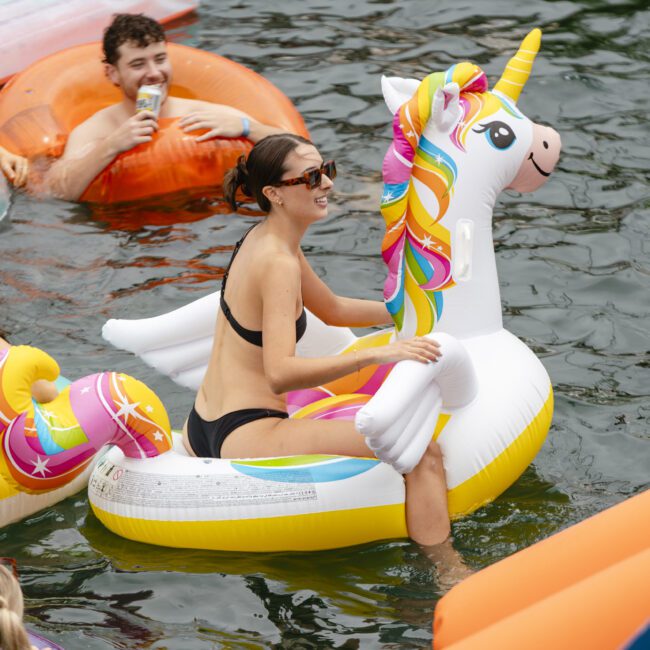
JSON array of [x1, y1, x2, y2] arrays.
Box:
[[0, 345, 171, 527]]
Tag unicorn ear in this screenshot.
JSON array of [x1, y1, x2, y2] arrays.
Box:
[[381, 75, 421, 115], [432, 82, 462, 132]]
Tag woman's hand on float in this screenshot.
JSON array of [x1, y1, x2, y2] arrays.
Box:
[[370, 336, 442, 366], [180, 106, 251, 142], [107, 111, 158, 155], [0, 148, 29, 186]]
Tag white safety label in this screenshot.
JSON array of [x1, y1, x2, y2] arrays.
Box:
[[90, 459, 317, 509]]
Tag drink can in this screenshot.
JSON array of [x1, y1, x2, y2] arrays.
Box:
[[136, 85, 162, 119]]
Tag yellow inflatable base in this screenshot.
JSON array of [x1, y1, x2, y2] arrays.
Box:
[[448, 389, 554, 518], [91, 502, 408, 552]]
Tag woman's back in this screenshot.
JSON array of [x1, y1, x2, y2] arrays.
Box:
[[196, 224, 301, 419]]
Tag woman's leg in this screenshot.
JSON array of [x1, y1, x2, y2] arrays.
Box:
[[222, 417, 451, 544], [404, 440, 450, 545]]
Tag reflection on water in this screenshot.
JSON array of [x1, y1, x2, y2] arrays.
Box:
[[1, 0, 648, 647]]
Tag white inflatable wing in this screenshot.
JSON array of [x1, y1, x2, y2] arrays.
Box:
[[102, 292, 218, 391], [102, 291, 357, 392]]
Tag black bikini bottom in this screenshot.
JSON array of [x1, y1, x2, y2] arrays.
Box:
[[186, 405, 288, 458]]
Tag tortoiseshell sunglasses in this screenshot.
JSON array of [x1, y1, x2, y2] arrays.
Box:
[[274, 160, 336, 190], [0, 556, 18, 579]]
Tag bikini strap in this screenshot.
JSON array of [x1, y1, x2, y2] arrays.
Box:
[[221, 223, 258, 290]]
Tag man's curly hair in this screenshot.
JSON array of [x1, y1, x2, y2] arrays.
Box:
[[102, 13, 166, 65]]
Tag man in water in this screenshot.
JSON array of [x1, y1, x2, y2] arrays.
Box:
[[47, 13, 282, 200]]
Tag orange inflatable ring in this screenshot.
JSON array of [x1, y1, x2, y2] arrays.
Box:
[[433, 490, 650, 650], [0, 42, 309, 203]]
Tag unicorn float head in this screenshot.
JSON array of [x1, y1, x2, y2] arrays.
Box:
[[380, 28, 561, 339], [0, 345, 172, 494]]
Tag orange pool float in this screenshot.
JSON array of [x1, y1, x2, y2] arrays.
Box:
[[433, 489, 650, 650], [0, 42, 309, 203]]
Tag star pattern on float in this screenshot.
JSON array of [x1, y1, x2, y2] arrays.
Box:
[[31, 455, 51, 476], [114, 399, 140, 421]]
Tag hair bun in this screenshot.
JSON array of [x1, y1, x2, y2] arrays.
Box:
[[235, 155, 252, 197]]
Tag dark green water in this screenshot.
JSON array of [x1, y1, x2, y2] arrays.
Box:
[[1, 1, 649, 647]]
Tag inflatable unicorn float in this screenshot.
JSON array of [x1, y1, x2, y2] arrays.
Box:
[[3, 29, 561, 551], [0, 345, 171, 527]]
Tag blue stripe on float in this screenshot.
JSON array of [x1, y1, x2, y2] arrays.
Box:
[[33, 407, 65, 454], [232, 457, 379, 483]]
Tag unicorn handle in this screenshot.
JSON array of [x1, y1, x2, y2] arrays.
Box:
[[355, 333, 478, 473], [0, 346, 172, 494]]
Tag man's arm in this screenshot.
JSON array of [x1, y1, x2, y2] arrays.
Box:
[[179, 102, 284, 143], [46, 111, 158, 201], [0, 146, 29, 186]]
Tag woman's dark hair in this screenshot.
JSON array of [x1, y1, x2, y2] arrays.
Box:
[[103, 14, 166, 65], [223, 133, 313, 212]]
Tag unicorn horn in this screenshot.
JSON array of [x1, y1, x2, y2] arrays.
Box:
[[494, 28, 541, 103]]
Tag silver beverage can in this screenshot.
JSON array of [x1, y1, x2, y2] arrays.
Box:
[[136, 84, 162, 118]]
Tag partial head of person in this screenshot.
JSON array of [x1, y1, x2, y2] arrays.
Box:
[[0, 560, 30, 650], [224, 134, 336, 222], [102, 13, 170, 103]]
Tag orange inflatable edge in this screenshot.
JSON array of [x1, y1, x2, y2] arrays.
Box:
[[441, 548, 650, 650], [433, 489, 650, 648]]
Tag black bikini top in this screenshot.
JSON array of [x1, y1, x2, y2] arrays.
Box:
[[220, 225, 307, 347]]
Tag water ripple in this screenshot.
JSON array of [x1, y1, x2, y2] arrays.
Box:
[[1, 1, 649, 647]]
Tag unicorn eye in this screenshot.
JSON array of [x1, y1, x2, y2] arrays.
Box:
[[473, 121, 516, 150]]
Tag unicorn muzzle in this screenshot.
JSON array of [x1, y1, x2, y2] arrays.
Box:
[[509, 124, 561, 192]]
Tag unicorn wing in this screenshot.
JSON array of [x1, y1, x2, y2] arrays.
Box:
[[381, 75, 421, 114], [102, 292, 357, 392], [102, 293, 219, 391]]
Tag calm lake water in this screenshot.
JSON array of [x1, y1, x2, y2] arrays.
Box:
[[1, 0, 649, 647]]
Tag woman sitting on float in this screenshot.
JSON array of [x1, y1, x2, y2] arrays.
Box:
[[182, 133, 451, 546]]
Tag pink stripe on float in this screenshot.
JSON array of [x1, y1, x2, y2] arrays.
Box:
[[463, 71, 488, 93], [382, 143, 412, 185], [358, 363, 394, 396], [70, 373, 116, 448], [3, 412, 96, 481], [25, 429, 45, 455]]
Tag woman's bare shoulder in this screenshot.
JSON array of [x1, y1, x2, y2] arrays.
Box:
[[257, 247, 301, 289]]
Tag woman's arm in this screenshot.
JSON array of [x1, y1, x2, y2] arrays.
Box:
[[299, 251, 393, 327], [262, 256, 440, 395]]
